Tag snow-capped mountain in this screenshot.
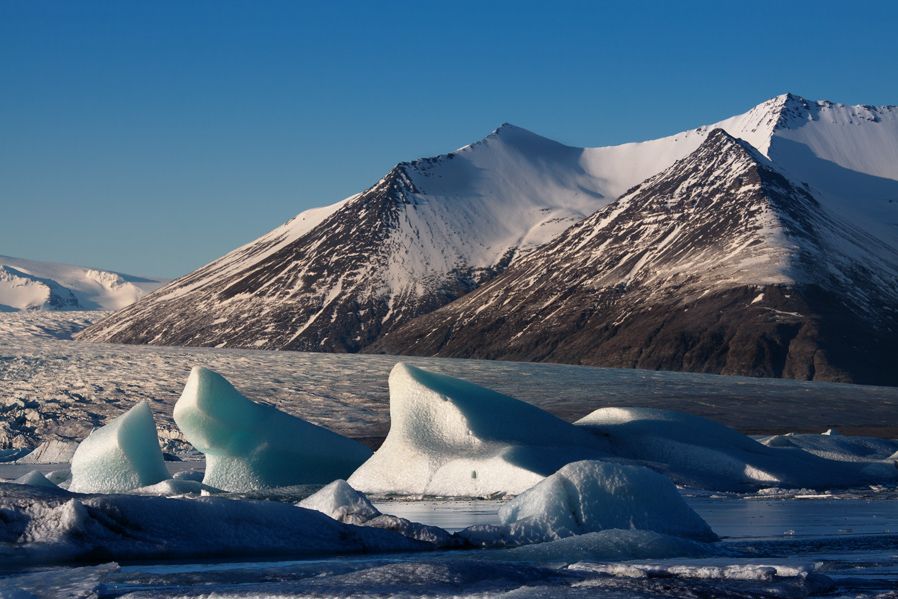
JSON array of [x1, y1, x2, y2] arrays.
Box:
[[74, 125, 626, 350], [77, 94, 898, 383], [0, 256, 168, 312], [368, 129, 898, 385]]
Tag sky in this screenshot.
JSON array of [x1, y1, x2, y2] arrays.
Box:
[[2, 1, 897, 279]]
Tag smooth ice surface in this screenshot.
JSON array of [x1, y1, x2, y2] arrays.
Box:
[[459, 460, 718, 546], [575, 407, 898, 491], [174, 366, 372, 491], [348, 363, 610, 496], [68, 400, 170, 494]]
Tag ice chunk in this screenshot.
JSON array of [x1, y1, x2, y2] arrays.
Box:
[[13, 470, 59, 489], [576, 407, 888, 491], [298, 480, 458, 547], [298, 479, 380, 524], [348, 363, 610, 497], [68, 401, 170, 493], [0, 482, 430, 564], [174, 367, 372, 492], [460, 460, 717, 546], [15, 440, 78, 464]]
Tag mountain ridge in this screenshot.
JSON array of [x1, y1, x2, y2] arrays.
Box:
[[367, 129, 898, 384], [75, 95, 898, 383], [0, 255, 168, 312]]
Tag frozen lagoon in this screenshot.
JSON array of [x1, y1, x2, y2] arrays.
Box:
[[1, 312, 898, 597]]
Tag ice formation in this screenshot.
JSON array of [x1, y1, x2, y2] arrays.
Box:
[[575, 407, 895, 491], [298, 479, 380, 524], [0, 482, 428, 564], [299, 480, 457, 547], [174, 367, 373, 492], [13, 470, 59, 489], [68, 400, 171, 494], [459, 460, 718, 546], [347, 363, 610, 496]]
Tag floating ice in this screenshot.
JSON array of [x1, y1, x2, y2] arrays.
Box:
[[0, 482, 428, 564], [758, 431, 898, 464], [348, 363, 610, 497], [174, 367, 373, 492], [68, 401, 170, 494], [298, 479, 380, 524], [299, 479, 457, 547], [575, 407, 891, 491], [16, 440, 79, 464], [460, 460, 718, 546], [13, 470, 58, 489]]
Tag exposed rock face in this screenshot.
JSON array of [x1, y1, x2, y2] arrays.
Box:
[[75, 125, 612, 352], [368, 131, 898, 385], [75, 95, 898, 384]]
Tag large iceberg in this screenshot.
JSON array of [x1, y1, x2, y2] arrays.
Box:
[[459, 460, 718, 546], [575, 407, 895, 492], [68, 400, 171, 494], [347, 363, 610, 496], [174, 367, 373, 492]]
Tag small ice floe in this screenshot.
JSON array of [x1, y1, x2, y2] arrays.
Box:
[[68, 400, 171, 494], [458, 460, 718, 547], [173, 366, 372, 492], [299, 479, 457, 547]]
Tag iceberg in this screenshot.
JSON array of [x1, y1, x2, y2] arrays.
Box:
[[13, 470, 59, 489], [174, 367, 373, 492], [459, 460, 718, 546], [298, 479, 380, 524], [68, 400, 171, 494], [299, 479, 458, 547], [575, 407, 893, 491], [347, 363, 610, 496]]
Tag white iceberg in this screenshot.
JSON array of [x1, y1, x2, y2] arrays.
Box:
[[68, 401, 171, 494], [13, 470, 59, 489], [347, 363, 610, 497], [459, 460, 718, 546], [174, 367, 373, 492], [298, 479, 380, 524], [575, 407, 891, 491], [299, 479, 458, 547]]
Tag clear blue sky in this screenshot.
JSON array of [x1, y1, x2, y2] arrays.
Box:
[[3, 0, 897, 279]]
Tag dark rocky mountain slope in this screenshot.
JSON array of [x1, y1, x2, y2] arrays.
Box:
[[367, 130, 898, 385]]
